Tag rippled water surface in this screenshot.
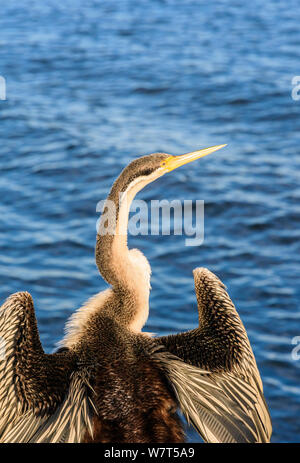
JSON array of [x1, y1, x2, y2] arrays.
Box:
[[1, 0, 300, 442]]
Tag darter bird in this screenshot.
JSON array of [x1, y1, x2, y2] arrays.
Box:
[[0, 145, 272, 443]]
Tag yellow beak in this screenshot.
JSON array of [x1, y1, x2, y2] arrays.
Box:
[[161, 144, 227, 172]]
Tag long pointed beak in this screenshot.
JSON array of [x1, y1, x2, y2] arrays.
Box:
[[162, 144, 227, 172]]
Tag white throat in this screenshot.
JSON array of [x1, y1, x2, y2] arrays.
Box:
[[127, 248, 151, 332]]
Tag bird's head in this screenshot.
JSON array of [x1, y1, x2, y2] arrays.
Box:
[[110, 144, 227, 204]]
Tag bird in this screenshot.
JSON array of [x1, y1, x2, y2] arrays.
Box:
[[0, 145, 272, 443]]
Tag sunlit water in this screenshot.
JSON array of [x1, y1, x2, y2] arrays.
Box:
[[0, 0, 300, 442]]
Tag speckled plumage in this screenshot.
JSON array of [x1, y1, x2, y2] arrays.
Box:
[[0, 152, 272, 443]]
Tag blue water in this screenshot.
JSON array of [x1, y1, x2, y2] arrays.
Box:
[[0, 0, 299, 443]]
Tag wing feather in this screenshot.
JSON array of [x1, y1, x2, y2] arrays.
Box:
[[0, 292, 95, 443], [155, 268, 272, 443], [154, 351, 270, 443]]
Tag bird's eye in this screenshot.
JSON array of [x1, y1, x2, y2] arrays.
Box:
[[140, 168, 153, 177]]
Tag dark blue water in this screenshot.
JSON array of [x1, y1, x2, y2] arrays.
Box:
[[0, 0, 299, 443]]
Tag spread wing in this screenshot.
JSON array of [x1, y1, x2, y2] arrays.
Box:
[[0, 292, 95, 442], [154, 268, 272, 443]]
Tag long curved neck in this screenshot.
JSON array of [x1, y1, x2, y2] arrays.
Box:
[[95, 175, 152, 330], [96, 194, 129, 287]]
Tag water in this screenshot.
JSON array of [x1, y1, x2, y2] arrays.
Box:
[[0, 0, 299, 443]]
